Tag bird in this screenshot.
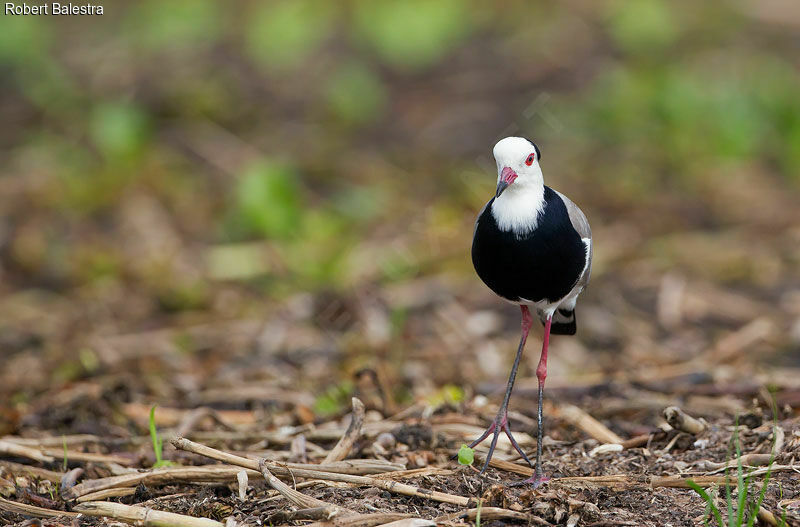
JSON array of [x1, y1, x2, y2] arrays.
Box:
[[467, 136, 592, 486]]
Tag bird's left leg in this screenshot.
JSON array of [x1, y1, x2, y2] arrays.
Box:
[[466, 305, 534, 474]]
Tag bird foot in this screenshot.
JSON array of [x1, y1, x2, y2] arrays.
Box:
[[464, 413, 533, 474], [511, 472, 550, 488]]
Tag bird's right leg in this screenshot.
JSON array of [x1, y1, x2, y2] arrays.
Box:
[[466, 305, 534, 474], [516, 313, 552, 487]]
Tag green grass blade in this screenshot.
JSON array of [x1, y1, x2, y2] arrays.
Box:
[[149, 404, 162, 466], [747, 421, 779, 527], [687, 479, 724, 527], [725, 429, 735, 525], [735, 430, 747, 526], [737, 474, 750, 526], [778, 507, 787, 527], [746, 469, 771, 527], [702, 499, 712, 526], [724, 419, 744, 525]]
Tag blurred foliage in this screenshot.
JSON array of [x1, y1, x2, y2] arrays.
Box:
[[326, 61, 387, 125], [246, 0, 334, 71], [1, 0, 798, 311], [314, 380, 355, 417], [607, 0, 679, 53], [227, 160, 303, 240], [90, 102, 151, 160], [353, 0, 471, 70], [133, 0, 222, 50]]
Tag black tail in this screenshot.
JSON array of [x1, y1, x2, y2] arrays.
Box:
[[547, 308, 576, 335]]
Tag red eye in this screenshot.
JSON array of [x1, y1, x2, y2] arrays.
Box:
[[525, 153, 535, 166]]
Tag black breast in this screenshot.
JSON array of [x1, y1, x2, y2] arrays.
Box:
[[471, 186, 586, 304]]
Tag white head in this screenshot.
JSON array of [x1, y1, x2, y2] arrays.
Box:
[[490, 136, 545, 233]]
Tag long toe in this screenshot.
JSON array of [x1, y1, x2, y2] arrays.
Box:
[[512, 473, 550, 488], [502, 425, 533, 467], [478, 425, 503, 475], [461, 417, 504, 472]]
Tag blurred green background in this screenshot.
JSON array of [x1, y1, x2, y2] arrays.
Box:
[[1, 0, 799, 403]]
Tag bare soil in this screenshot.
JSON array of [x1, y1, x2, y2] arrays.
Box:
[[1, 272, 799, 526]]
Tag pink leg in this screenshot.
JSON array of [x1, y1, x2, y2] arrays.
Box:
[[466, 306, 534, 474], [519, 314, 552, 487]]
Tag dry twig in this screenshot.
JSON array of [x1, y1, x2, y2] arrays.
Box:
[[258, 458, 351, 514], [323, 397, 366, 463], [375, 519, 436, 527], [557, 404, 623, 444], [172, 437, 473, 506], [175, 407, 238, 437], [174, 438, 402, 474], [758, 505, 779, 526], [76, 487, 138, 502], [709, 318, 773, 363], [0, 497, 77, 519], [620, 434, 653, 449], [0, 435, 103, 448], [0, 440, 55, 463], [50, 449, 134, 466], [0, 460, 63, 482], [664, 406, 706, 434], [701, 453, 774, 473], [446, 506, 552, 526], [74, 500, 224, 526], [304, 513, 418, 527], [63, 465, 262, 500]]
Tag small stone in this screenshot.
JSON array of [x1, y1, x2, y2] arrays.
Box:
[[588, 443, 623, 457], [473, 395, 489, 408], [375, 432, 396, 449], [365, 410, 384, 423]]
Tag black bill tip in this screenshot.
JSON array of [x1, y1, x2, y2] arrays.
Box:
[[495, 180, 509, 198]]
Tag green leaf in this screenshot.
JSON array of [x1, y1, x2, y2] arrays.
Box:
[[457, 444, 474, 466], [230, 160, 302, 239], [89, 102, 150, 160]]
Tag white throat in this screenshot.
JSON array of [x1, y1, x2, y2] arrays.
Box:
[[491, 183, 545, 235]]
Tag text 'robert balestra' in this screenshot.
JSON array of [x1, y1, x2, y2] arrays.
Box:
[[5, 3, 104, 15]]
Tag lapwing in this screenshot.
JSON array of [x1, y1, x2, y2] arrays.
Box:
[[468, 136, 592, 486]]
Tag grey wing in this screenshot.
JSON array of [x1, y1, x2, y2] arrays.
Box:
[[555, 190, 592, 287]]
